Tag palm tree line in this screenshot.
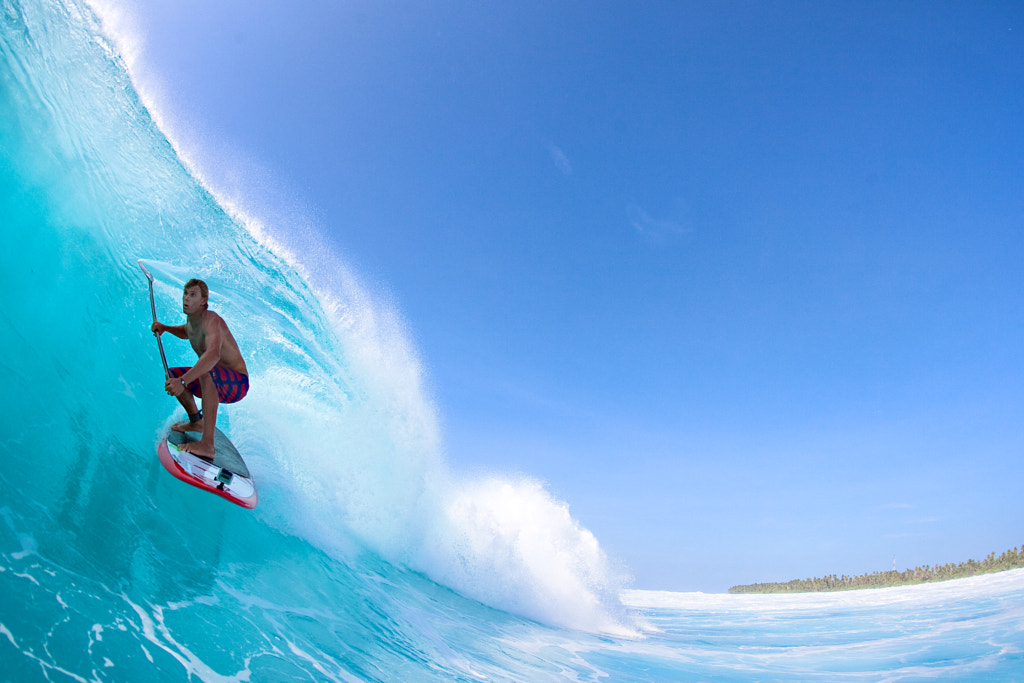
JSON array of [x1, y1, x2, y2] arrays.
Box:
[[729, 545, 1024, 594]]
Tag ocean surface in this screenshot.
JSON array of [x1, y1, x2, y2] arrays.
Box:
[[3, 0, 1024, 680]]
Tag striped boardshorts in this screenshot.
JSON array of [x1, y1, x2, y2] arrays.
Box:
[[169, 365, 249, 404]]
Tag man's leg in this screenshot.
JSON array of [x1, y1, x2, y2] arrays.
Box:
[[179, 372, 218, 458], [170, 390, 203, 432], [168, 367, 204, 433]]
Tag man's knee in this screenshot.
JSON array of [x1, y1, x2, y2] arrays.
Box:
[[198, 373, 220, 401]]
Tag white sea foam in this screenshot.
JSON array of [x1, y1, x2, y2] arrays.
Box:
[[622, 566, 1024, 611], [228, 251, 633, 633]]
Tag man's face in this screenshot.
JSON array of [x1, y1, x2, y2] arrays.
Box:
[[182, 286, 207, 315]]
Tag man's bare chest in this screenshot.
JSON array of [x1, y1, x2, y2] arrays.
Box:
[[187, 322, 207, 355]]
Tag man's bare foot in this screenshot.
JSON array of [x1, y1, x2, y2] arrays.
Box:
[[180, 439, 215, 460], [171, 420, 204, 434]]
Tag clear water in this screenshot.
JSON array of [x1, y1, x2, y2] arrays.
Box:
[[3, 1, 1024, 680]]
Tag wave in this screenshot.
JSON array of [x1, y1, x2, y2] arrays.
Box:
[[0, 0, 632, 634]]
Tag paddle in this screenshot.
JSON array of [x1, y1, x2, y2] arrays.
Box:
[[138, 260, 171, 379]]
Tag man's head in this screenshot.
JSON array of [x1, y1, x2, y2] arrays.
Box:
[[183, 278, 209, 314]]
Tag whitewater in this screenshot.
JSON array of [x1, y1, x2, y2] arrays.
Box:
[[3, 0, 1024, 680]]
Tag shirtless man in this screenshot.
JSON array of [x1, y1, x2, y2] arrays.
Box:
[[151, 278, 249, 459]]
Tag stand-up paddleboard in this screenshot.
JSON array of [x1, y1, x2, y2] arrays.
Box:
[[157, 427, 258, 509]]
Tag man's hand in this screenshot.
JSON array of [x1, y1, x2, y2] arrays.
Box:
[[152, 321, 165, 336], [165, 377, 186, 397]]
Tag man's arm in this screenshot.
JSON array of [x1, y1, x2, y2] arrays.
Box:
[[152, 322, 187, 339]]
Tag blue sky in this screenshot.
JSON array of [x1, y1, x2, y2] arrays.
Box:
[[116, 1, 1024, 592]]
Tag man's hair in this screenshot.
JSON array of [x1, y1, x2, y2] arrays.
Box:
[[184, 278, 209, 309]]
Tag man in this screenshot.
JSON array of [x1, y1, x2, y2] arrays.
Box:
[[151, 278, 249, 459]]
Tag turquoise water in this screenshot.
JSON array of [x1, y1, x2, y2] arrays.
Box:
[[4, 0, 1024, 680]]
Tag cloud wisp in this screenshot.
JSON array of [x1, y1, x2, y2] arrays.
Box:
[[627, 204, 690, 238], [548, 144, 573, 176]]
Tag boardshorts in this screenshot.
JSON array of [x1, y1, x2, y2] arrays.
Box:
[[169, 366, 249, 404]]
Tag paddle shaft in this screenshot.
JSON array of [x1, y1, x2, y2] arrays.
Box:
[[138, 260, 171, 379]]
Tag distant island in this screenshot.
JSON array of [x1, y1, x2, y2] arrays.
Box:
[[729, 545, 1024, 594]]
